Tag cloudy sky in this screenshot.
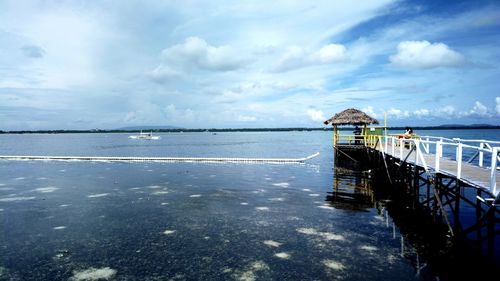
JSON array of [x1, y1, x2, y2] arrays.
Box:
[[1, 0, 499, 130]]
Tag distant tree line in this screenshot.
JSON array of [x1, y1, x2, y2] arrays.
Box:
[[1, 125, 499, 134]]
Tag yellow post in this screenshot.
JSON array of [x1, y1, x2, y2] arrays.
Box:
[[333, 125, 337, 145], [384, 112, 387, 137], [363, 124, 367, 145]]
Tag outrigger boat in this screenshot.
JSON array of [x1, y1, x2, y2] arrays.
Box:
[[129, 131, 160, 140]]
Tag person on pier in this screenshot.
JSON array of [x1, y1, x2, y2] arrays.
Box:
[[353, 126, 362, 144], [403, 127, 413, 148], [404, 127, 410, 136]]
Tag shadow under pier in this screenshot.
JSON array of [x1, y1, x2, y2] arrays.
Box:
[[332, 143, 500, 279]]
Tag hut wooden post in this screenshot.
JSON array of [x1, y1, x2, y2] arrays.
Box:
[[384, 112, 387, 137], [333, 125, 338, 145], [363, 124, 367, 145]]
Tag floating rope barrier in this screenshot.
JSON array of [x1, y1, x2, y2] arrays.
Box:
[[0, 152, 320, 164]]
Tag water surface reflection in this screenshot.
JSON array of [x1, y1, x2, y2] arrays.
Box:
[[0, 159, 472, 280]]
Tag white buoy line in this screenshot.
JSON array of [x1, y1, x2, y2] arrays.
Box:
[[0, 152, 320, 164]]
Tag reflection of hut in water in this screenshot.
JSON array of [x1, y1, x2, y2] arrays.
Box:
[[325, 168, 375, 210], [323, 108, 379, 170]]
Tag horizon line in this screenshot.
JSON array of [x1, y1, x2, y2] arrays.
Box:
[[2, 124, 500, 134]]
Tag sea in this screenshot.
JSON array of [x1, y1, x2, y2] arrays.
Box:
[[0, 129, 499, 280]]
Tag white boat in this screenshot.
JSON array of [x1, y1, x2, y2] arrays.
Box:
[[129, 131, 160, 140]]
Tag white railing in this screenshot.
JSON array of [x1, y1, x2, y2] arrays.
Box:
[[414, 136, 500, 167], [382, 135, 499, 197], [491, 147, 499, 196]]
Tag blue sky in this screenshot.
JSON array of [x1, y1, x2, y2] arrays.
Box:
[[1, 0, 499, 130]]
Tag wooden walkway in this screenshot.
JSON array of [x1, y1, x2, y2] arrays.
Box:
[[379, 144, 499, 193]]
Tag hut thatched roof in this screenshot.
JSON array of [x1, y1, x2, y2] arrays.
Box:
[[323, 108, 379, 126]]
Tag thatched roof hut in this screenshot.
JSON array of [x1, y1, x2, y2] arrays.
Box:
[[323, 108, 379, 126]]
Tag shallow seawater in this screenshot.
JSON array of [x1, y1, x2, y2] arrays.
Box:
[[0, 159, 416, 281], [3, 130, 498, 280]]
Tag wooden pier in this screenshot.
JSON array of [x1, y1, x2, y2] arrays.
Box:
[[334, 135, 500, 260], [380, 140, 500, 191]]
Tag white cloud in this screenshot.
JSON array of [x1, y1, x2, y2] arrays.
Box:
[[384, 103, 494, 120], [496, 97, 500, 116], [361, 106, 377, 118], [237, 115, 257, 122], [306, 109, 326, 122], [163, 104, 196, 124], [3, 1, 500, 130], [311, 44, 348, 64], [380, 106, 458, 120], [120, 101, 182, 125], [466, 101, 489, 117], [390, 40, 466, 69], [438, 105, 456, 117], [273, 46, 305, 72], [1, 3, 115, 89], [123, 111, 138, 123], [272, 43, 348, 72], [473, 101, 488, 116], [387, 108, 401, 116], [268, 81, 297, 91], [178, 1, 396, 48], [387, 107, 409, 118], [414, 108, 430, 118], [160, 37, 249, 72], [147, 65, 182, 84], [233, 82, 260, 94]]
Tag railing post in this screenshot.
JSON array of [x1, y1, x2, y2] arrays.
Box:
[[439, 138, 443, 158], [392, 137, 395, 156], [399, 138, 403, 159], [491, 147, 498, 196], [425, 137, 430, 153], [415, 140, 420, 165], [384, 136, 388, 153], [457, 142, 463, 179], [435, 140, 441, 173], [479, 142, 484, 167]]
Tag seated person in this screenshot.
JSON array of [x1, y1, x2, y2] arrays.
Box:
[[353, 126, 362, 144], [404, 127, 413, 148]]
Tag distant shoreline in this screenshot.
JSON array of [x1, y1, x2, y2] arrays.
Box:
[[1, 125, 500, 134]]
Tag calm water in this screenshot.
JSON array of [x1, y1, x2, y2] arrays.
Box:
[[0, 130, 498, 280]]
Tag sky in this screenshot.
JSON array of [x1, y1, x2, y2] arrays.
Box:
[[1, 0, 499, 130]]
